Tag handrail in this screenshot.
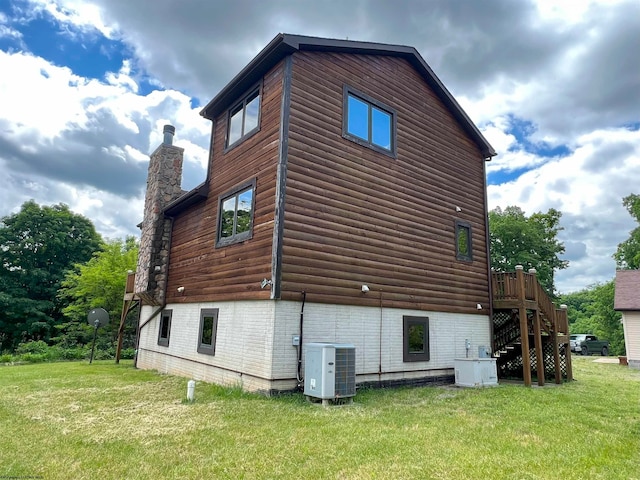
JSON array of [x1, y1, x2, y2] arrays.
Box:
[[491, 270, 559, 329]]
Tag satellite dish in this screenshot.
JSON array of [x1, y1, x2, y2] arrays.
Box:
[[87, 308, 109, 328]]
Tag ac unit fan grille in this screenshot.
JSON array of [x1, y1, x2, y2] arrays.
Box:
[[335, 347, 356, 396]]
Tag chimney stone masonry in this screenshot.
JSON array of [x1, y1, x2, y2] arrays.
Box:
[[135, 125, 184, 304]]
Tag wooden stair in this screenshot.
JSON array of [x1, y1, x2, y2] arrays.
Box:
[[492, 266, 573, 386]]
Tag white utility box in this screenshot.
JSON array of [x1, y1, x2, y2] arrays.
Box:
[[454, 358, 498, 387], [304, 343, 356, 400]]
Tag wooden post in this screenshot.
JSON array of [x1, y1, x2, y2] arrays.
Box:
[[116, 271, 137, 364], [115, 299, 130, 364], [516, 266, 532, 386], [529, 269, 545, 386], [551, 326, 561, 384], [560, 304, 573, 381]]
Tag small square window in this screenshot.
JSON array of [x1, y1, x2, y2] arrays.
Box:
[[226, 86, 261, 148], [343, 85, 396, 157], [197, 308, 219, 356], [403, 316, 429, 362], [216, 180, 256, 247], [455, 220, 473, 262], [157, 309, 172, 347]]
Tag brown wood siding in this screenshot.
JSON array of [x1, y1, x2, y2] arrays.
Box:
[[281, 51, 490, 313], [165, 61, 284, 303]]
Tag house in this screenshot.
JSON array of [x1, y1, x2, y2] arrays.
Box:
[[614, 270, 640, 369], [132, 33, 497, 394]]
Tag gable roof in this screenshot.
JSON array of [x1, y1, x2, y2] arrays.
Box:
[[200, 33, 496, 160], [614, 269, 640, 310]]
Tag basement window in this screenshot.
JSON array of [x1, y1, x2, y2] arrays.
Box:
[[403, 316, 429, 362], [343, 85, 396, 157], [226, 86, 261, 148], [216, 179, 256, 247], [455, 220, 473, 262], [197, 308, 219, 356], [157, 309, 172, 347]]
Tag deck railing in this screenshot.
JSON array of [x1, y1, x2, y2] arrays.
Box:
[[555, 306, 569, 335]]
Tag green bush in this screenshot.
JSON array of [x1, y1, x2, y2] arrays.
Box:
[[2, 340, 125, 364], [18, 353, 48, 363], [0, 353, 14, 363], [15, 340, 50, 355], [60, 346, 89, 360]]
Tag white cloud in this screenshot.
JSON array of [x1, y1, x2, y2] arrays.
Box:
[[0, 49, 210, 239], [28, 0, 116, 39], [488, 126, 640, 292]]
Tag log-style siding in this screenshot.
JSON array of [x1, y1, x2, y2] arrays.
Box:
[[281, 51, 490, 313], [164, 61, 285, 303]]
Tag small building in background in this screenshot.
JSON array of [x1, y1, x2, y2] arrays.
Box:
[[614, 269, 640, 369]]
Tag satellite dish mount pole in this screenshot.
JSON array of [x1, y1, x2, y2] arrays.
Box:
[[90, 319, 100, 364]]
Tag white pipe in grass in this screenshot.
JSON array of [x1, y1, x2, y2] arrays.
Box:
[[187, 380, 195, 402]]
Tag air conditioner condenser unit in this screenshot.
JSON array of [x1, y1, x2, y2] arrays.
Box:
[[304, 343, 356, 401]]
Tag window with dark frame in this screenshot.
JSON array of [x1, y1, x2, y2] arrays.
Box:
[[157, 309, 172, 347], [455, 220, 473, 262], [197, 308, 219, 355], [403, 316, 429, 362], [226, 87, 261, 148], [343, 85, 396, 157], [216, 180, 256, 247]]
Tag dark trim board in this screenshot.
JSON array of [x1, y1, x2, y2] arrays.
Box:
[[358, 374, 455, 390], [272, 55, 293, 299]]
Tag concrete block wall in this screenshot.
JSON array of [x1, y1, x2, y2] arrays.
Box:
[[137, 300, 492, 393], [273, 301, 492, 384], [137, 301, 277, 391]]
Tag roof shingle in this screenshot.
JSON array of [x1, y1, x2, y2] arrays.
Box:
[[614, 270, 640, 310]]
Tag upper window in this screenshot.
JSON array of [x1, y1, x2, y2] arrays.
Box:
[[403, 316, 430, 362], [455, 220, 473, 262], [216, 180, 256, 247], [197, 308, 219, 356], [343, 85, 396, 157], [157, 309, 172, 347], [226, 87, 261, 148]]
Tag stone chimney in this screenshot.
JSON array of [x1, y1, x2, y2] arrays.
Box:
[[135, 125, 184, 304]]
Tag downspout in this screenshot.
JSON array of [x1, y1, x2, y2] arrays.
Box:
[[296, 290, 306, 384], [379, 289, 383, 381]]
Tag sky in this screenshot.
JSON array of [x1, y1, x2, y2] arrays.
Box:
[[0, 0, 638, 294]]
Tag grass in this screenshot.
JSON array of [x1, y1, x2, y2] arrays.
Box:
[[0, 358, 638, 479]]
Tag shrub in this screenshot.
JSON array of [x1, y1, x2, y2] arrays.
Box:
[[15, 341, 50, 355], [18, 353, 48, 363], [60, 346, 89, 360], [120, 348, 135, 360], [0, 353, 14, 363]]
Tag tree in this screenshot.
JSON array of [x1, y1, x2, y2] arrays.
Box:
[[57, 237, 139, 349], [560, 280, 624, 355], [0, 201, 102, 351], [489, 206, 568, 295], [614, 193, 640, 269]]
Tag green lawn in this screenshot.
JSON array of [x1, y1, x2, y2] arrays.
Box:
[[0, 357, 638, 479]]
